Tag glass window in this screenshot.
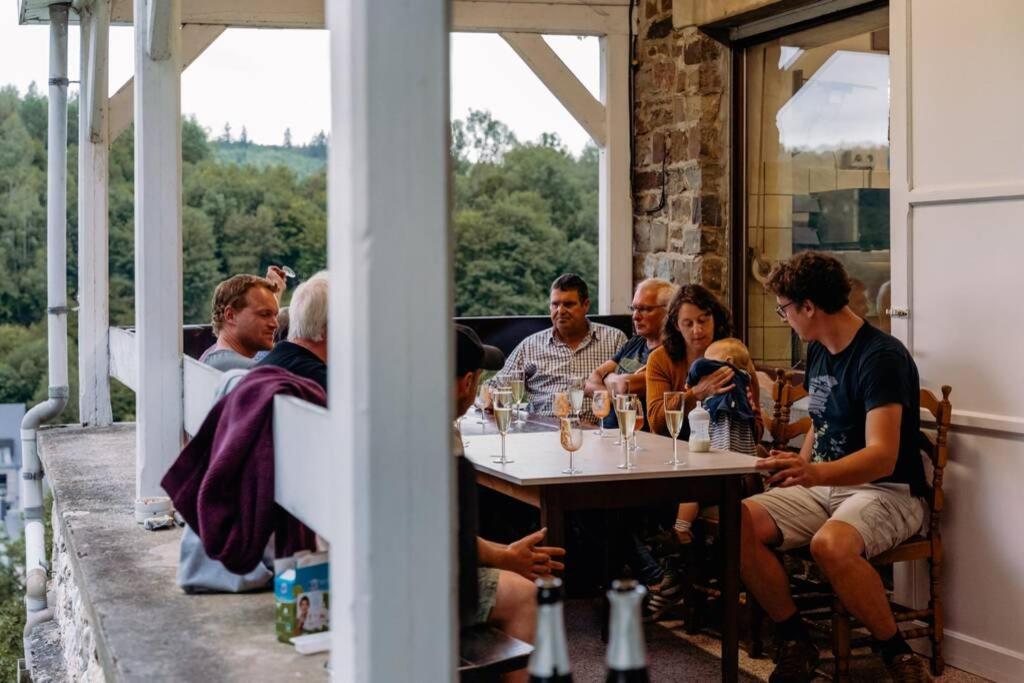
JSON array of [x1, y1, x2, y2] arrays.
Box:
[[744, 10, 891, 368], [0, 442, 12, 467]]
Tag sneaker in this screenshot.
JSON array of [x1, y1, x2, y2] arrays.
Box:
[[769, 639, 819, 683], [886, 653, 933, 682], [642, 569, 685, 622]]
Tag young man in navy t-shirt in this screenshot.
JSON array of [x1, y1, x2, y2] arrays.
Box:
[[743, 252, 932, 682]]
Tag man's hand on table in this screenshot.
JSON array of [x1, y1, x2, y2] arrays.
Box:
[[501, 528, 566, 580], [756, 450, 823, 488]]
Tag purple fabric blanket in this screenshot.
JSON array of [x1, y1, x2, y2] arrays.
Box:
[[162, 365, 324, 573]]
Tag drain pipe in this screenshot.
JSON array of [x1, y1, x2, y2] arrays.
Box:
[[20, 2, 71, 614]]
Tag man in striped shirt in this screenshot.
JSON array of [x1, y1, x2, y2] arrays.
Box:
[[489, 274, 626, 421]]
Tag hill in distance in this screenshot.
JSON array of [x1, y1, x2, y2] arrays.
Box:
[[213, 141, 326, 178]]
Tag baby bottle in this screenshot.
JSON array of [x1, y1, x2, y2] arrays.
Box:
[[688, 401, 711, 452]]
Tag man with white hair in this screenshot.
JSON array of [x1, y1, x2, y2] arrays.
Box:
[[256, 271, 327, 389], [584, 277, 675, 417]]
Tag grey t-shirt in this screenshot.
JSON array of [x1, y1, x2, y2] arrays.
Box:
[[200, 346, 256, 371]]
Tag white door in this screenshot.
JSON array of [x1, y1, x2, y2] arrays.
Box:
[[890, 1, 1024, 680]]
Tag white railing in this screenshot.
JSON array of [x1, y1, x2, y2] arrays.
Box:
[[182, 356, 223, 436], [108, 327, 138, 391]]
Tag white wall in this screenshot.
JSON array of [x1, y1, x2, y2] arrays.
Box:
[[891, 1, 1024, 680]]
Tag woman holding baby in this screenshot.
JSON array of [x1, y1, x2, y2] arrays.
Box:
[[646, 284, 753, 436], [624, 285, 763, 619]]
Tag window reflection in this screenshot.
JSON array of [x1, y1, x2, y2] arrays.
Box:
[[745, 11, 891, 367]]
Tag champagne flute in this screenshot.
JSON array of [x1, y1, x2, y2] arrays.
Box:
[[510, 371, 526, 427], [615, 394, 638, 469], [492, 390, 515, 465], [612, 392, 630, 446], [552, 391, 571, 419], [630, 401, 645, 453], [474, 383, 491, 425], [559, 417, 584, 475], [568, 377, 585, 419], [592, 390, 611, 437], [663, 391, 686, 466]]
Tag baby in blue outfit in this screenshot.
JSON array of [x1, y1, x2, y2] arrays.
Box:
[[686, 337, 759, 456]]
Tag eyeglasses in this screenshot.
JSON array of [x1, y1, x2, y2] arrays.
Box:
[[775, 301, 797, 320], [628, 304, 666, 314]]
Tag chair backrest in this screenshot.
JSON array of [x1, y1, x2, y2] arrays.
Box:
[[767, 369, 811, 450], [920, 385, 953, 538]]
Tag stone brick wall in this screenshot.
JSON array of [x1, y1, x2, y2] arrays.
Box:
[[632, 0, 731, 303], [50, 504, 104, 682]]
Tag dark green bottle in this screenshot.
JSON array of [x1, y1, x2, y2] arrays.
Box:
[[528, 577, 573, 682], [605, 579, 650, 682]]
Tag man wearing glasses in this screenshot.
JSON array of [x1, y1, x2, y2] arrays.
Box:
[[584, 278, 675, 429], [745, 251, 931, 682]]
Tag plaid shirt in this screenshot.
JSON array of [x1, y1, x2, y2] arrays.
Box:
[[489, 322, 626, 420]]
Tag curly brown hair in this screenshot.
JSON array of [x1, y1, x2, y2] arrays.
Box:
[[766, 251, 850, 314], [210, 274, 279, 334], [662, 284, 732, 362]]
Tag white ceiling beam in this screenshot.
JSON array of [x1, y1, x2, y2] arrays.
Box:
[[146, 0, 172, 60], [455, 2, 629, 35], [91, 0, 631, 34], [501, 32, 607, 146], [108, 23, 224, 141]]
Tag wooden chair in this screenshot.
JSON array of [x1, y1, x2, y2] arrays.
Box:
[[458, 625, 533, 682], [764, 369, 811, 451], [825, 385, 952, 680]]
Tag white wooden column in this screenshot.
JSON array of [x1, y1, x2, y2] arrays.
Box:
[[326, 0, 451, 680], [78, 0, 113, 427], [599, 32, 633, 313], [133, 0, 182, 518]]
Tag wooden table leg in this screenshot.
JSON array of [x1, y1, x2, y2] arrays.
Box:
[[720, 476, 741, 683], [539, 488, 565, 550]]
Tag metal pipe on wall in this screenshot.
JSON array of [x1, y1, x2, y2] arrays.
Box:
[[19, 2, 71, 613]]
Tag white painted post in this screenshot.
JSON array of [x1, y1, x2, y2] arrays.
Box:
[[78, 0, 113, 427], [599, 33, 633, 314], [326, 1, 452, 680], [133, 0, 182, 519]]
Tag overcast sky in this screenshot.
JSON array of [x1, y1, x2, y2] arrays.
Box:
[[0, 9, 599, 155]]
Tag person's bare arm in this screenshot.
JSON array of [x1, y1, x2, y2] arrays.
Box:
[[476, 529, 566, 580], [585, 359, 618, 396], [611, 367, 648, 396], [759, 404, 903, 488]]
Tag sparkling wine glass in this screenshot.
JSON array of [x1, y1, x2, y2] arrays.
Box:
[[559, 417, 584, 475], [568, 377, 585, 418], [663, 391, 686, 466], [552, 391, 571, 419], [612, 392, 630, 446], [591, 390, 611, 437], [631, 401, 645, 453], [474, 383, 491, 425], [510, 370, 527, 427], [615, 394, 638, 469], [492, 390, 515, 464]]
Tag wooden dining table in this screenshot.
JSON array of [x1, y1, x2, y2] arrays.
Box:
[[461, 414, 759, 683]]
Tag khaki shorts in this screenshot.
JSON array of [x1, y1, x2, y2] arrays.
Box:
[[473, 568, 501, 625], [749, 483, 926, 559]]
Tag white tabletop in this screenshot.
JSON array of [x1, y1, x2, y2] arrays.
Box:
[[464, 429, 759, 486]]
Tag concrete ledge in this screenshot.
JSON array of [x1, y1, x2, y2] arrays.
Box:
[[34, 424, 328, 681]]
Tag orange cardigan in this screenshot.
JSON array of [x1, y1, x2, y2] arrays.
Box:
[[645, 346, 695, 437], [646, 345, 763, 438]]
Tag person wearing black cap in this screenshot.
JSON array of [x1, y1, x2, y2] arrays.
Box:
[[455, 325, 566, 682]]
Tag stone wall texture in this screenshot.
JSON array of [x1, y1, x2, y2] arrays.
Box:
[[51, 505, 104, 683], [632, 0, 731, 302]]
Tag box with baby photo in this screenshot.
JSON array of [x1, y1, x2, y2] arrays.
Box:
[[275, 551, 329, 643]]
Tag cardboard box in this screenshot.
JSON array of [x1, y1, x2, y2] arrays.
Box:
[[275, 551, 329, 643]]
